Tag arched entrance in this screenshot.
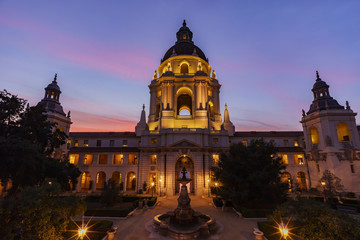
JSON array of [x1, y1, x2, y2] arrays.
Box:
[[126, 172, 136, 191], [175, 155, 194, 194]]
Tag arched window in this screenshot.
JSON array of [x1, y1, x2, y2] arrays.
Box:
[[81, 172, 91, 191], [126, 172, 136, 191], [281, 172, 292, 191], [177, 94, 192, 115], [180, 63, 189, 74], [296, 172, 307, 190], [309, 126, 320, 144], [337, 122, 351, 141], [111, 172, 121, 186], [209, 101, 214, 119], [96, 172, 106, 190]]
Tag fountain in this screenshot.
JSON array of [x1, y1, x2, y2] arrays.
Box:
[[153, 167, 216, 239]]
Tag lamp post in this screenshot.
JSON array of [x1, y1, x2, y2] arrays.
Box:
[[159, 178, 162, 196], [207, 178, 210, 197], [279, 222, 289, 240], [321, 181, 326, 202], [151, 182, 155, 197], [78, 224, 87, 240]]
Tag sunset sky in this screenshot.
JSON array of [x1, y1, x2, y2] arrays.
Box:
[[1, 1, 359, 132]]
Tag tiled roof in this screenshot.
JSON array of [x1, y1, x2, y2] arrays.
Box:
[[233, 131, 303, 138], [69, 132, 137, 138]]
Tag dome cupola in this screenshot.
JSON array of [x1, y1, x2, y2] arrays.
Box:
[[39, 73, 66, 116]]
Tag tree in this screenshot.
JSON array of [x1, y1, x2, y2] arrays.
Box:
[[271, 198, 360, 240], [0, 181, 86, 240], [101, 179, 120, 206], [211, 139, 287, 207], [0, 90, 79, 195], [319, 170, 344, 200]]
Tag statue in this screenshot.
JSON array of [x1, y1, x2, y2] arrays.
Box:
[[212, 69, 216, 79], [167, 61, 172, 72], [302, 109, 305, 117], [197, 60, 202, 71], [67, 111, 71, 118], [346, 100, 350, 110], [153, 70, 157, 80]]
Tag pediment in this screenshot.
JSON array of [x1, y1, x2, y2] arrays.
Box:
[[169, 139, 200, 148]]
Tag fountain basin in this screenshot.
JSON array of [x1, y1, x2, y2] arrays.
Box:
[[153, 212, 216, 239]]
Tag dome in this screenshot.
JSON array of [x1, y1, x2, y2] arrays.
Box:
[[162, 42, 207, 63], [312, 71, 329, 91], [161, 20, 208, 63]]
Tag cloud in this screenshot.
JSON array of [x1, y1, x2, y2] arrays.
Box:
[[0, 15, 157, 83], [70, 110, 136, 132]]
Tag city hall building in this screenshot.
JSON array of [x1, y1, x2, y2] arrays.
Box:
[[40, 21, 360, 196]]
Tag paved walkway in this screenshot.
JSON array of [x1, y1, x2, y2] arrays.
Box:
[[111, 195, 261, 240]]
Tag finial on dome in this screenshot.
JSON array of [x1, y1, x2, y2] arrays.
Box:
[[212, 69, 216, 79], [316, 71, 320, 81], [225, 103, 228, 110], [143, 104, 145, 110], [183, 20, 186, 27], [53, 73, 57, 83]]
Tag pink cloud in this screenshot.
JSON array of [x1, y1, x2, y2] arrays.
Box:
[[0, 15, 157, 82], [70, 110, 136, 132]]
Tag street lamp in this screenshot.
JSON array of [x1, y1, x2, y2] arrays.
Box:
[[207, 178, 210, 197], [151, 182, 155, 197], [321, 181, 326, 202], [78, 224, 87, 240], [159, 178, 162, 196], [279, 222, 289, 240]]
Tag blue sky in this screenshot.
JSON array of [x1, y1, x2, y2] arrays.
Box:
[[1, 1, 359, 131]]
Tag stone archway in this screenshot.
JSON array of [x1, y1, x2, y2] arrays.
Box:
[[175, 155, 194, 194]]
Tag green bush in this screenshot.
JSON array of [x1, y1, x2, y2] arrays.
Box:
[[85, 206, 134, 217], [341, 198, 360, 205], [84, 195, 102, 202], [121, 195, 142, 202], [344, 192, 356, 198]]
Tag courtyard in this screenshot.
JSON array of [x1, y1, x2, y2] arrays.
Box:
[[101, 195, 259, 240]]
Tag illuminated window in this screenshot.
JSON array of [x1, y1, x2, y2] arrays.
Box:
[[74, 140, 78, 147], [336, 122, 351, 142], [157, 90, 161, 97], [213, 138, 218, 145], [67, 139, 71, 149], [180, 63, 189, 74], [294, 140, 299, 147], [84, 154, 93, 164], [96, 172, 106, 190], [151, 138, 157, 144], [128, 154, 138, 164], [83, 140, 88, 147], [109, 140, 115, 147], [113, 154, 123, 164], [81, 172, 91, 190], [69, 154, 79, 165], [281, 172, 292, 191], [213, 154, 219, 164], [122, 140, 128, 147], [111, 172, 121, 185], [182, 33, 186, 39], [98, 154, 108, 164], [294, 154, 304, 165], [296, 172, 307, 190], [242, 140, 248, 147], [150, 154, 157, 164], [278, 154, 288, 164], [309, 126, 320, 144], [96, 140, 101, 147]]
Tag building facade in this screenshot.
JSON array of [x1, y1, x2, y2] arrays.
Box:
[[42, 21, 360, 196]]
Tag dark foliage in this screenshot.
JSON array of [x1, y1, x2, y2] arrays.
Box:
[[211, 139, 287, 207]]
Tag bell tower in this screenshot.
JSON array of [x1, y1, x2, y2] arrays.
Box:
[[147, 21, 224, 131], [38, 73, 72, 159], [301, 71, 360, 192]]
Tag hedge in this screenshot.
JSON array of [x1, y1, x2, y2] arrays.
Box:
[[85, 206, 134, 217]]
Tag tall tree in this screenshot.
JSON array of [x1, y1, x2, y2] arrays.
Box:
[[0, 90, 79, 195], [212, 139, 287, 207]]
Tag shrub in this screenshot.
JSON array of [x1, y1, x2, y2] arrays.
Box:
[[344, 192, 356, 198]]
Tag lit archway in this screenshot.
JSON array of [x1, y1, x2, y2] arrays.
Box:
[[296, 172, 307, 190], [209, 101, 214, 119], [96, 172, 106, 190], [177, 88, 192, 115], [281, 172, 292, 191], [309, 126, 320, 144], [81, 172, 91, 191], [180, 63, 189, 74], [175, 155, 194, 193], [126, 172, 136, 191], [111, 172, 121, 186], [337, 122, 351, 142]]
